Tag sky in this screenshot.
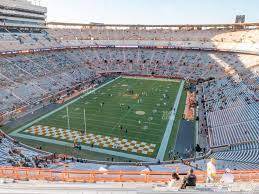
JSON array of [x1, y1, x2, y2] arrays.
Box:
[[40, 0, 259, 25]]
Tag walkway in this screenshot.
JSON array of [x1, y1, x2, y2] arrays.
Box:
[[156, 80, 185, 161]]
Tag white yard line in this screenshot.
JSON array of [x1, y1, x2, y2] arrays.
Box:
[[156, 80, 185, 161], [13, 133, 157, 162], [10, 77, 121, 136]]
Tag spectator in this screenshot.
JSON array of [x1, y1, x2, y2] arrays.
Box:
[[195, 144, 202, 152], [180, 169, 197, 189], [168, 172, 180, 187], [207, 158, 216, 183], [220, 168, 234, 184]]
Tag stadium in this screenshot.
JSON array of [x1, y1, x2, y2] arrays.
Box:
[[0, 0, 258, 193]]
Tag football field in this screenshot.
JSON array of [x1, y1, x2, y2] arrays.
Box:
[[10, 76, 186, 161]]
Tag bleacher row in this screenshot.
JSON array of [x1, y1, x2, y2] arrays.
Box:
[[0, 28, 258, 54], [47, 28, 259, 53], [207, 103, 259, 127], [210, 118, 258, 146], [210, 149, 259, 164], [201, 75, 259, 165], [0, 32, 60, 51], [204, 77, 258, 111], [0, 50, 97, 113], [0, 132, 48, 167]]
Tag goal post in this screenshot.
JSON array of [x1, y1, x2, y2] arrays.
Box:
[[83, 108, 87, 135], [66, 106, 70, 130]]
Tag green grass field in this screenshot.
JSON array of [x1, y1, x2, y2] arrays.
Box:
[[10, 76, 186, 161]]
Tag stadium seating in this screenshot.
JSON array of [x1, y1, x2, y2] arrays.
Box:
[[47, 28, 259, 53], [0, 47, 258, 115], [0, 131, 48, 167], [0, 27, 258, 172], [209, 141, 259, 164], [1, 28, 259, 53]]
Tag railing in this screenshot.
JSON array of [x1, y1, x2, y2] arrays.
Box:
[[0, 167, 258, 183]]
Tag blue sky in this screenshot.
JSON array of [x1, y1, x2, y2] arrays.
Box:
[[42, 0, 259, 24]]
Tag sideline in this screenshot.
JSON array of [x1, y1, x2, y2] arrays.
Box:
[[156, 80, 185, 161]]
